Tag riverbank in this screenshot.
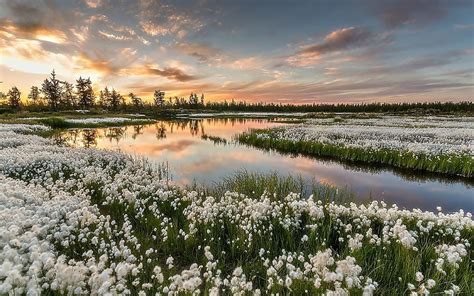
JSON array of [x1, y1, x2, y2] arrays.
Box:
[[238, 116, 474, 178]]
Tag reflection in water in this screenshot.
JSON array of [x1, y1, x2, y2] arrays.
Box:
[[53, 118, 474, 213], [104, 127, 126, 144], [83, 130, 98, 147], [132, 125, 144, 139], [156, 123, 167, 139]]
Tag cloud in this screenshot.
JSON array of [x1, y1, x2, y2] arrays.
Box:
[[228, 57, 264, 70], [119, 64, 198, 82], [286, 27, 376, 66], [173, 42, 223, 62], [98, 30, 133, 41], [298, 27, 373, 55], [84, 0, 103, 8], [146, 67, 197, 82], [0, 37, 46, 60], [138, 1, 205, 40], [0, 19, 67, 44], [1, 0, 77, 39], [73, 52, 116, 74], [140, 21, 169, 37], [367, 0, 467, 28]]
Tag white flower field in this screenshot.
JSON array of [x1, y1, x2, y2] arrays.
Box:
[[239, 116, 474, 177], [0, 123, 472, 295]]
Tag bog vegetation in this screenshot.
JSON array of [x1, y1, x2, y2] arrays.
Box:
[[238, 116, 474, 177], [0, 123, 472, 295]]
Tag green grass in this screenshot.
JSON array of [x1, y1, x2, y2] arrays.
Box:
[[189, 171, 357, 210], [201, 134, 228, 145], [38, 117, 71, 128], [0, 115, 156, 129], [238, 130, 474, 178]]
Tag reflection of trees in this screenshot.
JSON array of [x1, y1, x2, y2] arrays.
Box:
[[189, 120, 200, 136], [82, 129, 98, 147], [156, 122, 167, 139], [132, 125, 144, 139], [69, 130, 80, 144], [50, 133, 68, 146], [51, 130, 81, 146], [104, 127, 126, 143]]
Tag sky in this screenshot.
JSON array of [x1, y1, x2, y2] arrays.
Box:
[[0, 0, 473, 104]]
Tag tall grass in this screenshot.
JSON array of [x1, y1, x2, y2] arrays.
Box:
[[238, 131, 473, 178], [203, 170, 355, 205], [39, 117, 71, 128]]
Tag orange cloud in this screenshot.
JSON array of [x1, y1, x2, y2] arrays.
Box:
[[228, 57, 264, 70], [73, 52, 116, 74], [84, 0, 103, 9], [118, 64, 198, 82], [140, 21, 169, 37], [0, 20, 67, 44]]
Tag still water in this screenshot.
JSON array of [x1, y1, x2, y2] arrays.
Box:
[[53, 118, 474, 213]]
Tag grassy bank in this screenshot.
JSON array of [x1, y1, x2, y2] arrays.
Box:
[[0, 123, 472, 295], [238, 130, 473, 178], [0, 115, 155, 129]]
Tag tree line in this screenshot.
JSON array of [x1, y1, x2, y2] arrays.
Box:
[[0, 70, 206, 112], [0, 70, 472, 113]]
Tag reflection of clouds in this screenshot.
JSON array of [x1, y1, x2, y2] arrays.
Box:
[[54, 119, 474, 213], [118, 139, 198, 158], [317, 178, 338, 187], [177, 149, 261, 176]]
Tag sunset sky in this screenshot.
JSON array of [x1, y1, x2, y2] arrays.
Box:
[[0, 0, 473, 103]]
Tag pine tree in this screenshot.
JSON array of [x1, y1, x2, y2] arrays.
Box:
[[109, 89, 122, 110], [76, 77, 95, 108], [154, 90, 165, 107], [189, 92, 199, 105], [41, 70, 62, 110], [98, 87, 111, 108], [27, 86, 41, 103], [7, 86, 21, 109], [61, 82, 76, 107], [129, 92, 143, 108]]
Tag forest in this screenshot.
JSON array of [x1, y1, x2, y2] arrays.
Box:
[[1, 71, 472, 114]]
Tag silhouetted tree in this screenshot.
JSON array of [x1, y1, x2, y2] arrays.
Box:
[[41, 70, 62, 110], [61, 82, 76, 107], [189, 92, 199, 106], [154, 90, 165, 107], [0, 92, 6, 104], [7, 86, 21, 109], [28, 86, 41, 103], [129, 92, 143, 108], [76, 77, 95, 108], [98, 87, 110, 108], [109, 89, 122, 110]]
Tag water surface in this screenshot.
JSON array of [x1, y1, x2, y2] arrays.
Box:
[[53, 118, 474, 213]]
